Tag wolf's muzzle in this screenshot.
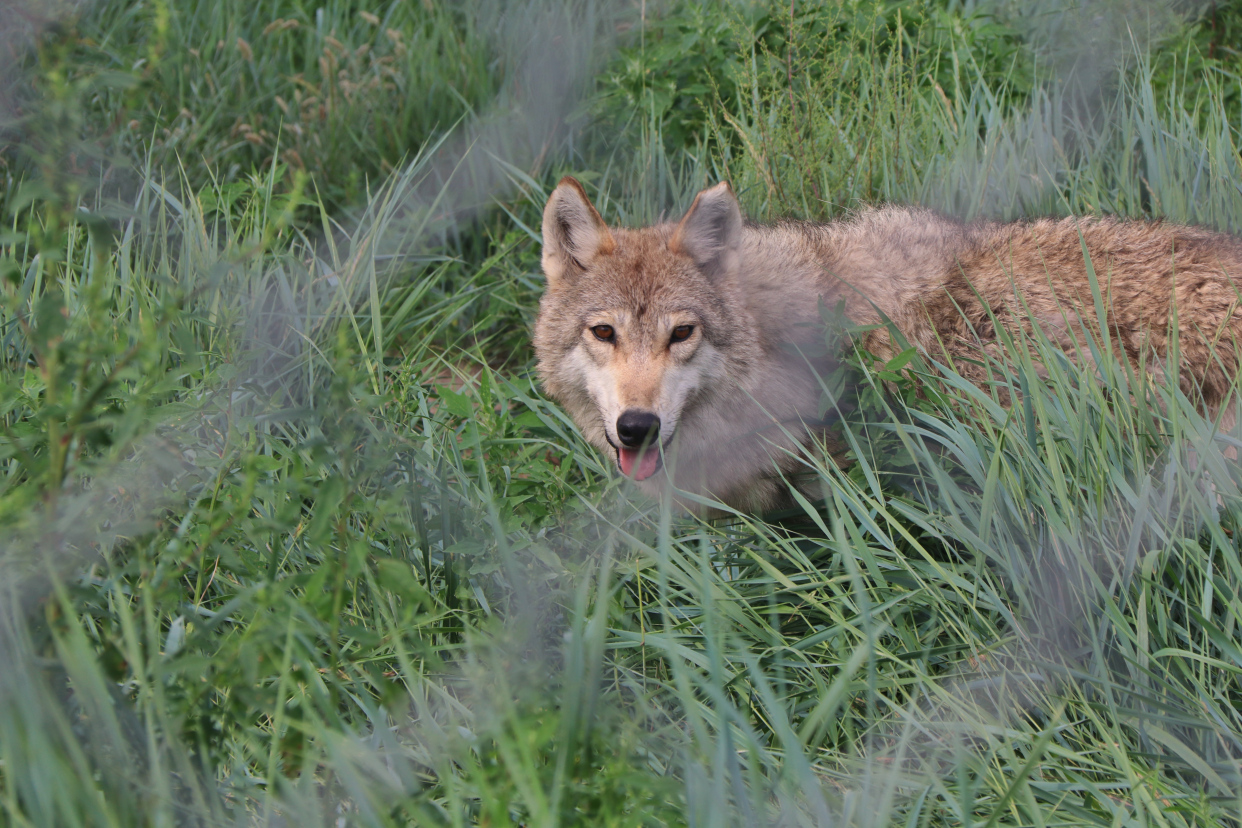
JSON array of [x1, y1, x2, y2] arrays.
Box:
[[615, 410, 663, 481]]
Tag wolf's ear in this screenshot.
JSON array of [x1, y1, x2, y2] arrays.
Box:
[[670, 182, 742, 279], [541, 177, 615, 288]]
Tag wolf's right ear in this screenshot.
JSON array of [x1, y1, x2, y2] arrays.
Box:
[[541, 177, 616, 288], [670, 182, 742, 279]]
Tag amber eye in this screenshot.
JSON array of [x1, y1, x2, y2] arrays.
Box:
[[670, 325, 695, 344], [591, 324, 615, 342]]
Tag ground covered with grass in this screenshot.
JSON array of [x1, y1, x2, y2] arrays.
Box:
[[4, 0, 1242, 824]]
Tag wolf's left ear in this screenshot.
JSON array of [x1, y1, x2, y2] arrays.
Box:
[[541, 177, 616, 288], [670, 182, 742, 279]]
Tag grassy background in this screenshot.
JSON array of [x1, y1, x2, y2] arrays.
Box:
[[4, 0, 1242, 824]]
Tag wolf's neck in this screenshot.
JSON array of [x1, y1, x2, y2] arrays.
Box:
[[740, 209, 972, 325], [737, 221, 891, 327]]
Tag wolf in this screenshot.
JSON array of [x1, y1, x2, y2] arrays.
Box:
[[533, 176, 1242, 512]]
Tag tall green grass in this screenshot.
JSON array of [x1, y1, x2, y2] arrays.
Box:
[[66, 0, 499, 207], [3, 0, 1242, 825]]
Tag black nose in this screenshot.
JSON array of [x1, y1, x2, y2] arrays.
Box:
[[616, 410, 661, 448]]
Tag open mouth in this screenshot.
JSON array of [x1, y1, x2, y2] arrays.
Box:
[[616, 443, 664, 481]]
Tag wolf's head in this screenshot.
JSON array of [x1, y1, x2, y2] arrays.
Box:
[[533, 177, 770, 495]]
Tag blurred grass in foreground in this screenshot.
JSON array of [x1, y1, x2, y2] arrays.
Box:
[[3, 0, 1242, 825]]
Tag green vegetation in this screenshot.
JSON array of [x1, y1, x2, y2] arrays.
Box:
[[4, 0, 1242, 824]]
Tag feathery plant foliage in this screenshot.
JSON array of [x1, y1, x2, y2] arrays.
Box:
[[4, 0, 1242, 825]]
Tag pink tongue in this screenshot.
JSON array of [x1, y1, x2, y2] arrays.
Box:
[[618, 447, 659, 481]]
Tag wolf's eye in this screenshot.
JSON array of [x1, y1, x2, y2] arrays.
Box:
[[670, 325, 695, 344], [591, 324, 615, 342]]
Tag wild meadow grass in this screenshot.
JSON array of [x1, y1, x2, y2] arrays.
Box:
[[4, 0, 1242, 824]]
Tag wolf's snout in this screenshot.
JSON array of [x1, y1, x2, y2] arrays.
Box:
[[616, 410, 661, 447], [615, 410, 662, 481]]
